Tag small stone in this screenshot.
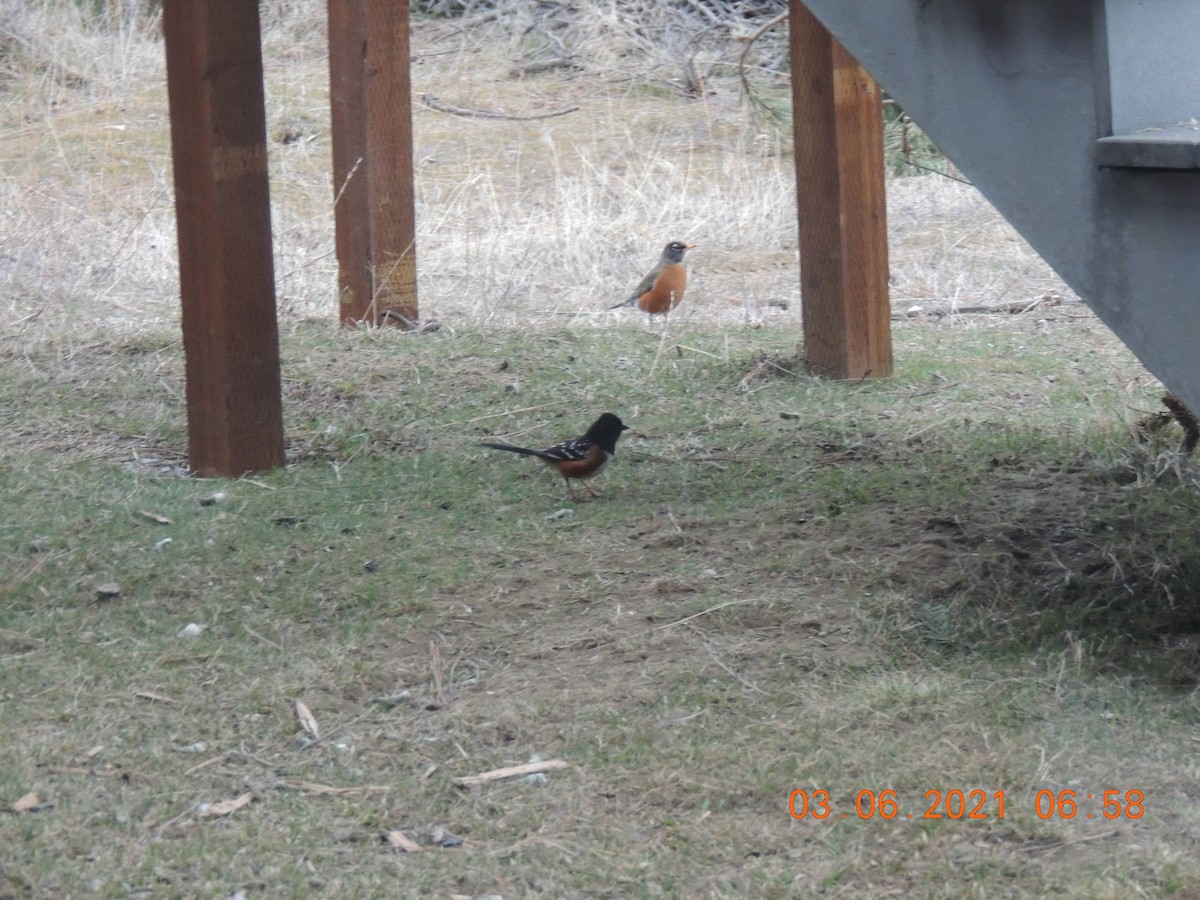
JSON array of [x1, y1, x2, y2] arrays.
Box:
[[429, 825, 464, 848], [95, 583, 122, 600]]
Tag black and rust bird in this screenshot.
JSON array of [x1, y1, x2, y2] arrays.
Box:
[[481, 412, 629, 500], [610, 241, 696, 315]]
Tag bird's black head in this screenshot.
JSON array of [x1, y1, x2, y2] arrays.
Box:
[[662, 241, 696, 263], [586, 412, 629, 453]]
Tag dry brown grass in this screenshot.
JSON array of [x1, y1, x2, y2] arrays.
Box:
[[1, 1, 1061, 335]]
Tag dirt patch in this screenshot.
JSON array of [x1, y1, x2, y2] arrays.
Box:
[[770, 432, 1200, 681]]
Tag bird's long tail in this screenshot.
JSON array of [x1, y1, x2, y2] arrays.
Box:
[[480, 442, 546, 459], [608, 297, 636, 310]]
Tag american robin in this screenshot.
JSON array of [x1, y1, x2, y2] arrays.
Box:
[[610, 241, 696, 315], [481, 412, 629, 500]]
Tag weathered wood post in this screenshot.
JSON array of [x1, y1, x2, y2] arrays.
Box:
[[163, 0, 285, 476], [329, 0, 419, 326], [789, 1, 893, 379]]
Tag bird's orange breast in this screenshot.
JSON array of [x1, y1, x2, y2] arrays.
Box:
[[638, 263, 688, 314], [542, 446, 608, 480]]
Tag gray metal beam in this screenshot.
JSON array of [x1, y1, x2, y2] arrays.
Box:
[[797, 0, 1200, 412]]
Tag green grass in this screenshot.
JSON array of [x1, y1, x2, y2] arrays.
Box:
[[3, 316, 1200, 897]]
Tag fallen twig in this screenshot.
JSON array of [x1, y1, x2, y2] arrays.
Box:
[[1017, 828, 1119, 853], [279, 780, 390, 796], [383, 830, 423, 852], [421, 93, 579, 121], [895, 294, 1068, 319], [651, 598, 765, 634], [453, 759, 568, 788]]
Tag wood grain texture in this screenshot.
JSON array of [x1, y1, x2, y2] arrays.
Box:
[[789, 1, 892, 380], [163, 0, 284, 476], [329, 0, 419, 326]]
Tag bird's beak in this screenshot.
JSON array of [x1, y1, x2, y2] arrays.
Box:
[[685, 243, 698, 250]]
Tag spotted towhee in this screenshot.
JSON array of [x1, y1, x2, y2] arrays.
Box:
[[481, 412, 629, 499]]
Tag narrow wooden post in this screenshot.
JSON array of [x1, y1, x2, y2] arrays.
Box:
[[789, 1, 892, 379], [328, 0, 372, 325], [329, 0, 419, 326], [163, 0, 285, 476]]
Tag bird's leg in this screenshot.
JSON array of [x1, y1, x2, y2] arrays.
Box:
[[564, 477, 581, 502]]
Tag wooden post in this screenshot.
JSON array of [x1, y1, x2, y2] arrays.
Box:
[[789, 1, 892, 379], [328, 0, 372, 325], [329, 0, 419, 326], [163, 0, 285, 476]]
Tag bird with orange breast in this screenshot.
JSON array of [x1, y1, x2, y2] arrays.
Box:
[[480, 413, 629, 501], [609, 241, 696, 316]]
